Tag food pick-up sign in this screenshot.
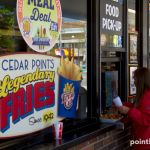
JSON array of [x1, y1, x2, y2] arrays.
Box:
[[101, 0, 123, 35]]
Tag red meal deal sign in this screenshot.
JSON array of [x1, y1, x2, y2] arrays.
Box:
[[17, 0, 62, 52], [0, 54, 63, 138]]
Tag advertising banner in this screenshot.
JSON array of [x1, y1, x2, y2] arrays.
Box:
[[0, 54, 63, 138], [17, 0, 62, 52], [57, 58, 82, 118]]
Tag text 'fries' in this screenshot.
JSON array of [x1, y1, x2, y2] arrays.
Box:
[[57, 57, 82, 81]]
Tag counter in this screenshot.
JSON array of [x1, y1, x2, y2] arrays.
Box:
[[0, 119, 131, 150]]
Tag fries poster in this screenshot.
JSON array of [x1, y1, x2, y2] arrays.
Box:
[[17, 0, 62, 53], [0, 54, 63, 138], [0, 54, 82, 138]]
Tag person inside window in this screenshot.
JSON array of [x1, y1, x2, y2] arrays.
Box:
[[117, 67, 150, 150]]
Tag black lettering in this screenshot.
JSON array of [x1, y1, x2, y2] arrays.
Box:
[[37, 0, 42, 7], [28, 0, 36, 6], [43, 0, 49, 8], [39, 13, 44, 21], [50, 0, 54, 10], [30, 8, 39, 21], [29, 117, 42, 125]]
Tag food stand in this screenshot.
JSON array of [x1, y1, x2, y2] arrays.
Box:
[[0, 0, 141, 149]]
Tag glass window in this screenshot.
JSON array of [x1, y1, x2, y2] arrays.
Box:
[[0, 0, 87, 134], [48, 17, 87, 89], [0, 1, 87, 89], [0, 2, 24, 53], [128, 0, 136, 32]]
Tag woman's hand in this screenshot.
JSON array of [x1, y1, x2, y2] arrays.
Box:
[[118, 106, 130, 114]]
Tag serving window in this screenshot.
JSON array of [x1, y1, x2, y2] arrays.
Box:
[[99, 0, 127, 122]]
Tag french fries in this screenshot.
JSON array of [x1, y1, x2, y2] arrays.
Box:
[[57, 57, 82, 81]]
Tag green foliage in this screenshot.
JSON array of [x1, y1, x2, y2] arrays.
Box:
[[0, 35, 15, 50], [0, 7, 14, 29]]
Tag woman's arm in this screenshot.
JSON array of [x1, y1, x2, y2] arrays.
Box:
[[128, 107, 150, 126], [123, 102, 134, 108], [118, 102, 150, 126]]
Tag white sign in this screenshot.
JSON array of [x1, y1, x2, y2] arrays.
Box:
[[17, 0, 62, 53], [0, 54, 63, 138]]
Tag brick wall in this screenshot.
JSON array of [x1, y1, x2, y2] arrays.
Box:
[[68, 126, 131, 150]]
